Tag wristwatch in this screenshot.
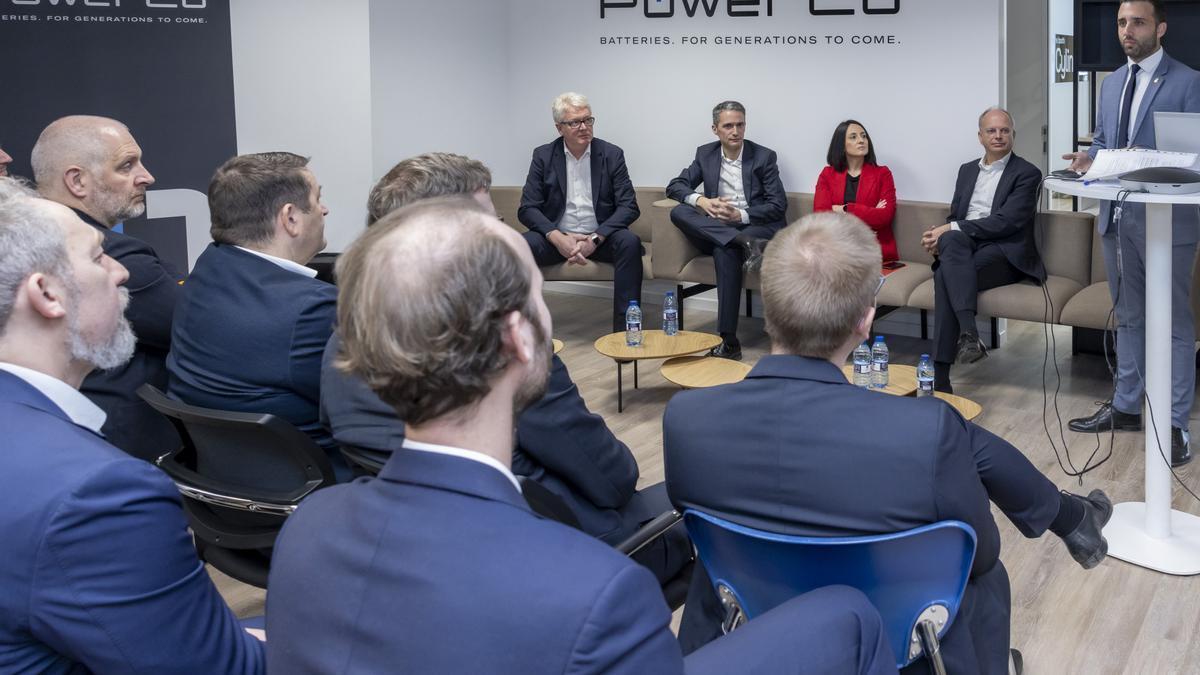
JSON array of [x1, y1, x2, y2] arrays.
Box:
[[589, 233, 602, 246]]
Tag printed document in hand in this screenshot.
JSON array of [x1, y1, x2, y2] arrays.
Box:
[[1082, 148, 1198, 182]]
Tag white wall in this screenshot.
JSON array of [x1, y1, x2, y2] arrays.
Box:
[[1048, 0, 1076, 177], [230, 0, 374, 252]]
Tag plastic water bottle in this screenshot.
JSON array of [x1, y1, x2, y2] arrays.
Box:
[[662, 292, 678, 336], [625, 300, 643, 347], [917, 354, 935, 397], [852, 341, 871, 388], [871, 335, 889, 389]]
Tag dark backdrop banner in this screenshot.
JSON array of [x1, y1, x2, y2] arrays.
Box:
[[0, 0, 236, 270]]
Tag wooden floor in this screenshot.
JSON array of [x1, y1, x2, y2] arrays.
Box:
[[215, 291, 1200, 674]]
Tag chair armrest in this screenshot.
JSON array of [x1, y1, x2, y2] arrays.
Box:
[[616, 510, 684, 557], [650, 202, 701, 281]]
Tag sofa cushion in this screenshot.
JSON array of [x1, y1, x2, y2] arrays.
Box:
[[877, 263, 932, 307], [1036, 211, 1093, 288], [909, 276, 1082, 323], [1059, 282, 1113, 330], [675, 256, 761, 290]]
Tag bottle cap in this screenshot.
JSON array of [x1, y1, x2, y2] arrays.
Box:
[[874, 335, 884, 342], [629, 300, 639, 306], [920, 353, 930, 359]]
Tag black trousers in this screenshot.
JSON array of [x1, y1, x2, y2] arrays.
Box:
[[523, 229, 643, 332], [933, 230, 1026, 363], [670, 204, 778, 336]]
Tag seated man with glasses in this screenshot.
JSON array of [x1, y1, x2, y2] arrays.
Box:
[[518, 92, 642, 333], [921, 107, 1044, 393]]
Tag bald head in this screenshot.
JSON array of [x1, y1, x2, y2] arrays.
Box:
[[31, 115, 155, 227]]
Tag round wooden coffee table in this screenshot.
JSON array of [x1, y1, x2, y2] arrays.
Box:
[[839, 364, 918, 396], [932, 391, 983, 421], [552, 338, 564, 354], [661, 356, 752, 389], [593, 330, 722, 411]]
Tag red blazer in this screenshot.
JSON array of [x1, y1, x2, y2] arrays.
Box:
[[813, 163, 898, 262]]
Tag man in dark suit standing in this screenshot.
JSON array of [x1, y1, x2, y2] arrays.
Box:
[[0, 180, 263, 674], [269, 196, 896, 674], [321, 153, 690, 585], [922, 107, 1044, 393], [519, 92, 642, 332], [665, 213, 1111, 675], [667, 101, 787, 360], [32, 115, 183, 462], [167, 152, 340, 470], [1064, 0, 1200, 464]]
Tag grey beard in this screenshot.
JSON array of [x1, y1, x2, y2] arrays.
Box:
[[68, 287, 137, 371], [92, 188, 146, 225]]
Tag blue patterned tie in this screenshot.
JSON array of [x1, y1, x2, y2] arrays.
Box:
[[1117, 63, 1141, 148]]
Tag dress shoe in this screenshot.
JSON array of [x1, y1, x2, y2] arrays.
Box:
[[1059, 489, 1111, 569], [955, 332, 987, 364], [709, 341, 742, 361], [1009, 649, 1023, 675], [1173, 427, 1192, 467], [1068, 401, 1142, 433], [740, 237, 767, 272]]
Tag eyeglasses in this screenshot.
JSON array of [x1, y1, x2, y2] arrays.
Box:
[[558, 117, 596, 129]]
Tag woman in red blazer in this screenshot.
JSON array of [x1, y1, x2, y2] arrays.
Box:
[[813, 120, 898, 262]]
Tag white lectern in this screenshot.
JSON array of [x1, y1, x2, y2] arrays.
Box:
[[1046, 178, 1200, 575]]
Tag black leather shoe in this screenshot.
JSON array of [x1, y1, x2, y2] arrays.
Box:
[[1009, 648, 1023, 675], [740, 238, 767, 272], [1173, 427, 1192, 467], [955, 332, 987, 364], [1068, 401, 1142, 433], [1060, 489, 1112, 569], [709, 341, 742, 361]]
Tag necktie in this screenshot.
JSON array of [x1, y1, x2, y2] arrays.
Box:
[[1117, 63, 1141, 148]]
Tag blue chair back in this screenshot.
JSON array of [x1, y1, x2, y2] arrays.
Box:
[[684, 510, 976, 669]]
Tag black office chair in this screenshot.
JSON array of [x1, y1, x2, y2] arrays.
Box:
[[139, 384, 338, 588]]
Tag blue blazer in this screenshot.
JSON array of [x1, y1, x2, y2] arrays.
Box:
[[266, 447, 683, 673], [76, 209, 183, 462], [664, 356, 1009, 673], [1090, 52, 1200, 240], [665, 139, 788, 230], [167, 243, 337, 449], [518, 137, 640, 238], [319, 335, 640, 538], [0, 371, 263, 674], [944, 153, 1045, 281]]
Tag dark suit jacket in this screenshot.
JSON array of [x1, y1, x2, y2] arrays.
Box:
[[944, 153, 1045, 281], [518, 137, 640, 239], [664, 356, 1007, 674], [167, 243, 337, 449], [665, 139, 787, 230], [320, 335, 640, 539], [74, 209, 183, 462], [266, 447, 683, 673], [814, 163, 899, 262], [0, 371, 263, 674]]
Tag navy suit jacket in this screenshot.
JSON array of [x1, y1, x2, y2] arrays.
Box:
[[266, 447, 683, 673], [665, 140, 788, 229], [518, 137, 640, 238], [664, 356, 1007, 674], [945, 153, 1046, 281], [167, 243, 337, 449], [320, 335, 641, 539], [75, 209, 183, 462], [1090, 51, 1200, 241], [0, 371, 263, 674]]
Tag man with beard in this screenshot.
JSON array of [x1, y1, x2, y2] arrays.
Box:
[[32, 116, 183, 462], [266, 197, 896, 674], [1064, 0, 1200, 464], [0, 179, 264, 674]]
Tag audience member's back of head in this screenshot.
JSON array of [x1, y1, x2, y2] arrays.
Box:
[[208, 151, 312, 247], [366, 153, 492, 225], [760, 212, 881, 359], [0, 178, 68, 337]]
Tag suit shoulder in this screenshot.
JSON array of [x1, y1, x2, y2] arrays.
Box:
[[1010, 154, 1040, 175], [745, 139, 777, 156], [101, 228, 161, 260], [592, 137, 624, 155]]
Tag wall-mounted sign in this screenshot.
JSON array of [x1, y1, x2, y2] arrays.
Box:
[[1055, 34, 1074, 84]]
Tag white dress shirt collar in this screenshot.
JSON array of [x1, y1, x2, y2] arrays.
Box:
[[401, 439, 523, 493], [721, 143, 745, 165], [978, 152, 1012, 173], [0, 362, 107, 433], [1130, 47, 1164, 78], [233, 245, 318, 278], [566, 142, 591, 162]]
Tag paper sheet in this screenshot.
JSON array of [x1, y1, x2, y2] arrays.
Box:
[[1082, 148, 1199, 181]]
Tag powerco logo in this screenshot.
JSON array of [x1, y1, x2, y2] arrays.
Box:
[[600, 0, 899, 19], [10, 0, 206, 7]]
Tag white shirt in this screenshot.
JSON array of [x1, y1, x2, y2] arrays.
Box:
[[402, 439, 523, 493], [0, 362, 107, 433], [559, 144, 599, 235], [1120, 47, 1165, 146], [686, 145, 751, 225], [234, 245, 318, 278], [951, 152, 1011, 231]]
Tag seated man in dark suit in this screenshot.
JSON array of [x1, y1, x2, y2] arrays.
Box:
[[518, 92, 642, 332], [321, 153, 689, 585], [0, 179, 263, 674], [167, 152, 339, 468], [32, 115, 183, 461], [667, 101, 788, 360], [922, 107, 1044, 393], [665, 212, 1111, 675], [269, 196, 896, 675]]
